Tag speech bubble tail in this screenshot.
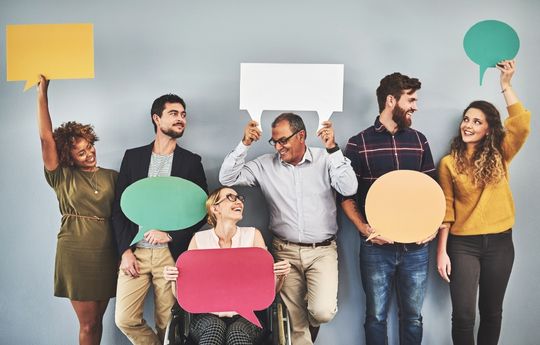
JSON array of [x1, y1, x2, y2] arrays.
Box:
[[366, 232, 379, 242], [316, 110, 333, 132], [247, 109, 263, 132], [237, 309, 262, 328], [130, 230, 145, 246], [23, 78, 38, 91], [479, 65, 488, 86]]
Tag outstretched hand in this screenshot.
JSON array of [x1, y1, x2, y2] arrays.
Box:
[[37, 75, 50, 96], [496, 59, 515, 89], [163, 266, 179, 281], [242, 120, 262, 146], [273, 260, 290, 277], [316, 121, 337, 149]]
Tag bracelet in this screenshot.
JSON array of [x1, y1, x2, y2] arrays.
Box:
[[501, 85, 512, 93], [326, 144, 340, 154]]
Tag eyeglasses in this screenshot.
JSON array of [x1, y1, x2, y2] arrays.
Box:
[[268, 130, 302, 147], [214, 193, 245, 205]]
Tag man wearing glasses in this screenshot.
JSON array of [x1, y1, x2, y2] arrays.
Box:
[[219, 113, 357, 345]]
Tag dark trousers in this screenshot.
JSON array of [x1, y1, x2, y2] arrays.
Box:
[[448, 230, 514, 345]]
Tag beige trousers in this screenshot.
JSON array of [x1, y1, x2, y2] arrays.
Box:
[[115, 247, 175, 345], [273, 238, 339, 345]]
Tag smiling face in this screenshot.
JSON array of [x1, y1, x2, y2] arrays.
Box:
[[460, 107, 490, 148], [271, 120, 306, 165], [392, 89, 418, 129], [153, 102, 186, 138], [70, 137, 97, 171], [212, 188, 244, 224]]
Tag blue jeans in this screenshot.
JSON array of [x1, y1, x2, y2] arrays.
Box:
[[360, 240, 429, 345]]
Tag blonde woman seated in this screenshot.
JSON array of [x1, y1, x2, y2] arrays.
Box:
[[164, 187, 291, 345]]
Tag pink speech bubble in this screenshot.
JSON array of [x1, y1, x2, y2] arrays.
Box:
[[176, 247, 275, 328]]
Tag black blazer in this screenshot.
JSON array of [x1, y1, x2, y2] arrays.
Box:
[[112, 142, 208, 261]]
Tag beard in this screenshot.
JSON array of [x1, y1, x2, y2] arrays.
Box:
[[392, 105, 412, 130], [162, 126, 184, 138]]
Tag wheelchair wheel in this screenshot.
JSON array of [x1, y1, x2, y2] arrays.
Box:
[[164, 304, 191, 345], [276, 301, 291, 345]]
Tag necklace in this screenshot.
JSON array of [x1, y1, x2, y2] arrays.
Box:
[[91, 168, 99, 194]]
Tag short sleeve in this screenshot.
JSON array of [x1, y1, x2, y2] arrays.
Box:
[[44, 166, 68, 190]]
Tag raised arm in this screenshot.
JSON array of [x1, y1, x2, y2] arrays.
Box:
[[37, 75, 59, 171], [219, 121, 261, 187], [497, 60, 531, 162], [498, 60, 518, 107], [319, 121, 358, 196]]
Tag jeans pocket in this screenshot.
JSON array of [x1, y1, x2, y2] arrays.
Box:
[[360, 238, 374, 247]]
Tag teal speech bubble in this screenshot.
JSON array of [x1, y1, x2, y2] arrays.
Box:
[[120, 176, 207, 245], [463, 20, 519, 85]]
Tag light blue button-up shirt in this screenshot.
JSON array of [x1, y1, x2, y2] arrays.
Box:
[[219, 141, 358, 243]]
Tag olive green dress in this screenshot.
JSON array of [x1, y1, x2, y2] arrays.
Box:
[[45, 166, 118, 300]]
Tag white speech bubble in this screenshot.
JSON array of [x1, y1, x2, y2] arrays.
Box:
[[240, 63, 344, 131]]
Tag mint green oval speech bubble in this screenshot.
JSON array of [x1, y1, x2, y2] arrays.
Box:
[[120, 176, 207, 245], [463, 20, 519, 85]]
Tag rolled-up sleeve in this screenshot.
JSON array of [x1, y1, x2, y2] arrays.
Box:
[[328, 149, 358, 197]]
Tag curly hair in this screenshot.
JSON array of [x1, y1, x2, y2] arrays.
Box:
[[53, 121, 99, 167], [450, 101, 506, 187]]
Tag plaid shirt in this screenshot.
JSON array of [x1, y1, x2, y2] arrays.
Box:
[[341, 116, 436, 218]]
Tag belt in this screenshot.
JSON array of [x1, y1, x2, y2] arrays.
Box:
[[62, 214, 106, 222], [279, 235, 336, 248]]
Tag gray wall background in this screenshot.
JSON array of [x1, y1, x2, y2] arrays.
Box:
[[1, 0, 539, 344]]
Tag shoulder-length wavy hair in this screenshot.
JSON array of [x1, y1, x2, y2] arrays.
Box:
[[53, 121, 98, 167], [205, 187, 230, 227], [450, 101, 505, 187]]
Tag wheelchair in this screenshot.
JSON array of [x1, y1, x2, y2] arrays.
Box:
[[163, 295, 291, 345]]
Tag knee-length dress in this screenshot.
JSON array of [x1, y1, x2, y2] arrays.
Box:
[[45, 166, 118, 300]]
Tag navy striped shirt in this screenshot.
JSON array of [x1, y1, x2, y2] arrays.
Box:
[[341, 116, 436, 217]]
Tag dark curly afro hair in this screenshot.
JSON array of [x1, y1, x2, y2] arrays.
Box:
[[53, 121, 99, 167]]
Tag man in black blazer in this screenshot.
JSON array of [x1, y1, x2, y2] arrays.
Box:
[[112, 94, 207, 345]]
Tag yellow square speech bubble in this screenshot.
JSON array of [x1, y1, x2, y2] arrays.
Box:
[[6, 23, 94, 91]]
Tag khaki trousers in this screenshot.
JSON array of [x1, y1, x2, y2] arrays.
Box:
[[115, 247, 175, 345], [273, 238, 338, 345]]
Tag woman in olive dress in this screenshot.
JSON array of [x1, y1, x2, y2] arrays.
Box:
[[37, 75, 118, 345]]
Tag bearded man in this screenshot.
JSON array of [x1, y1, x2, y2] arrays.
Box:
[[113, 94, 207, 345], [339, 73, 437, 345]]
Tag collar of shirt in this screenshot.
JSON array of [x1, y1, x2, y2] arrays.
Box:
[[374, 115, 406, 135]]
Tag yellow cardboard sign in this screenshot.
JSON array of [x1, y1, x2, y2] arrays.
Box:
[[6, 23, 94, 91]]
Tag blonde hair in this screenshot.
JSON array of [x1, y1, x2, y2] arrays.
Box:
[[205, 187, 229, 227]]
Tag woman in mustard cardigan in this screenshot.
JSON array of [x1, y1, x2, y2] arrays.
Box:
[[436, 60, 531, 345]]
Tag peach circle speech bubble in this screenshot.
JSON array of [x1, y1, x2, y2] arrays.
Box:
[[176, 247, 275, 328], [365, 170, 445, 243]]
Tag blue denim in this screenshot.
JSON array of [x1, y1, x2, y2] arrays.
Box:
[[360, 240, 429, 345]]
